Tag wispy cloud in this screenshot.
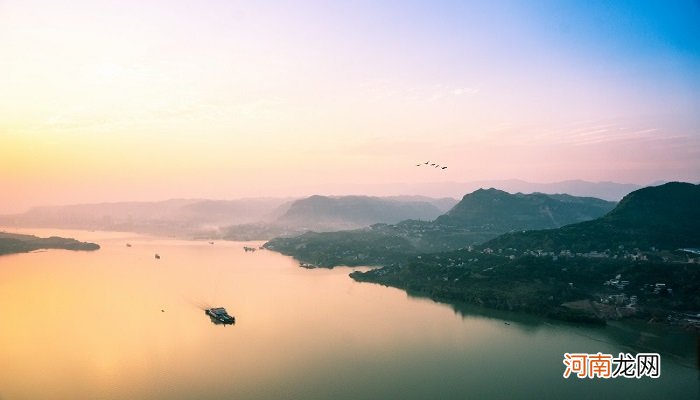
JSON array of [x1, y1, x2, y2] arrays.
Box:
[[520, 120, 683, 147], [361, 81, 479, 104], [451, 87, 479, 96]]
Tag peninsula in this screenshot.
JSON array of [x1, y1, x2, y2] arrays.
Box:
[[351, 183, 700, 326], [0, 231, 100, 255]]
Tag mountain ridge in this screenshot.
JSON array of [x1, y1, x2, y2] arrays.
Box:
[[482, 182, 700, 252], [436, 188, 615, 231], [276, 195, 445, 229], [264, 189, 616, 267], [350, 182, 700, 325]]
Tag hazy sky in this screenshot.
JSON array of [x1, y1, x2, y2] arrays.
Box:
[[1, 0, 699, 212]]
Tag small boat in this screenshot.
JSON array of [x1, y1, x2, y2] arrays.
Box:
[[205, 307, 235, 325], [155, 254, 160, 259], [126, 243, 132, 247]]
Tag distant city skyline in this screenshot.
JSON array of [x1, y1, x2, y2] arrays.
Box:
[[2, 1, 699, 213]]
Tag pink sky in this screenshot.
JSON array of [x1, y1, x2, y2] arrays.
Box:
[[1, 1, 699, 213]]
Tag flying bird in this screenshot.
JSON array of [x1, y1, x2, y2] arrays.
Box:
[[415, 161, 448, 170]]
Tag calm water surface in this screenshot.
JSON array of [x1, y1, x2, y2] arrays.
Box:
[[0, 228, 698, 399]]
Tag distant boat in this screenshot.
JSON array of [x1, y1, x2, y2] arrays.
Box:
[[126, 243, 132, 247], [155, 254, 160, 259], [209, 241, 214, 245], [205, 307, 235, 325]]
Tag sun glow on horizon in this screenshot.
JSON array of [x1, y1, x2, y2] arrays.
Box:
[[1, 1, 699, 212]]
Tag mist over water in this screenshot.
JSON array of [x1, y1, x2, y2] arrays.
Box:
[[2, 1, 699, 397], [0, 228, 696, 399]]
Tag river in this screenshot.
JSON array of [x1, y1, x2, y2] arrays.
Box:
[[0, 228, 697, 399]]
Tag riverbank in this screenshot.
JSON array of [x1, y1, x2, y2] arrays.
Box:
[[347, 249, 700, 329]]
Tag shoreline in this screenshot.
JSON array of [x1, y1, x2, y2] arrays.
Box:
[[0, 231, 100, 256]]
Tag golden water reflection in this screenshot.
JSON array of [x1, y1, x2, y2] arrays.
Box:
[[0, 228, 697, 400]]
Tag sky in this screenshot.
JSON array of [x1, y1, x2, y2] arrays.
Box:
[[1, 0, 699, 212]]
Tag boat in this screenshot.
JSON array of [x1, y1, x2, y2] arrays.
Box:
[[155, 254, 160, 259], [126, 243, 132, 247], [206, 307, 235, 325]]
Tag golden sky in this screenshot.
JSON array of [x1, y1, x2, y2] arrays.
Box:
[[1, 1, 699, 212]]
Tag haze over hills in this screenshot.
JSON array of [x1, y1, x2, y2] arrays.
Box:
[[0, 179, 642, 216], [0, 195, 455, 239], [0, 180, 674, 244], [222, 195, 455, 240], [380, 196, 458, 213], [292, 179, 643, 202], [264, 190, 616, 267], [0, 198, 292, 236], [275, 195, 448, 229]]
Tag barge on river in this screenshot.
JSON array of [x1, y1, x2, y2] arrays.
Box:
[[205, 307, 236, 325]]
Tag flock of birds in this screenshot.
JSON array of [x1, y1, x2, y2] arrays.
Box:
[[416, 161, 447, 170]]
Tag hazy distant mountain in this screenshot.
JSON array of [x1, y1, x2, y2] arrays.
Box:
[[221, 195, 454, 240], [178, 199, 294, 225], [0, 198, 291, 236], [381, 196, 458, 213], [0, 194, 455, 239], [436, 189, 616, 231], [275, 195, 445, 230], [264, 190, 616, 267], [483, 182, 700, 252], [297, 179, 641, 201]]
